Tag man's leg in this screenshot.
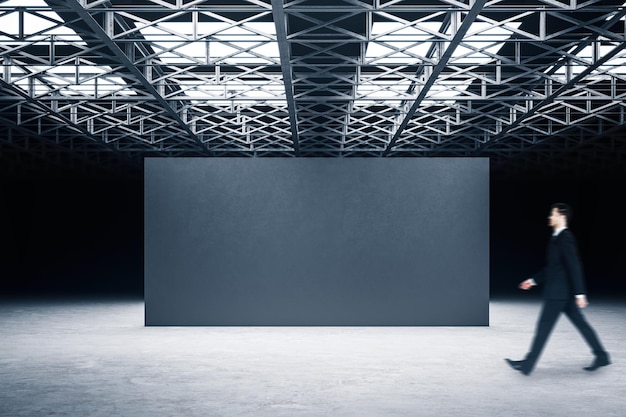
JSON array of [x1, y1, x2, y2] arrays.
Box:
[[523, 300, 564, 373], [564, 300, 610, 369]]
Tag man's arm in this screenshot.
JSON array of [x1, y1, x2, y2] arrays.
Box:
[[518, 277, 587, 307], [560, 231, 587, 296]]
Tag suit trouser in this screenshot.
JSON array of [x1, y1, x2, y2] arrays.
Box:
[[524, 298, 606, 371]]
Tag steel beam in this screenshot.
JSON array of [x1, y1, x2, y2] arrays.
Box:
[[59, 0, 210, 154], [271, 0, 300, 155], [382, 0, 488, 156]]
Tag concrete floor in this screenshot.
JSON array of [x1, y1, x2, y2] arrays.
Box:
[[0, 296, 624, 417]]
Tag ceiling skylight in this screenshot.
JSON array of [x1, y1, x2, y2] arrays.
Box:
[[138, 22, 280, 66], [364, 22, 442, 65], [547, 42, 626, 81], [14, 65, 135, 97], [136, 21, 285, 103], [357, 20, 521, 106], [0, 0, 134, 98]]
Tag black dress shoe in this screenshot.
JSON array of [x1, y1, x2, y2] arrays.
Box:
[[584, 354, 611, 371], [505, 358, 531, 375]]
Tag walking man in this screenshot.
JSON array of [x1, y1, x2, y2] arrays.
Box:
[[506, 203, 610, 375]]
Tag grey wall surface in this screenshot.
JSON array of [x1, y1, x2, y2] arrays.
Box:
[[144, 158, 489, 326]]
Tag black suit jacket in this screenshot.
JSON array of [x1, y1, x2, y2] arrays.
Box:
[[533, 229, 586, 300]]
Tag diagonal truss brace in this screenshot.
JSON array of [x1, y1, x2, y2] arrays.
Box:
[[62, 0, 210, 155], [0, 78, 135, 159], [482, 50, 626, 149], [382, 0, 488, 157], [271, 0, 300, 156]]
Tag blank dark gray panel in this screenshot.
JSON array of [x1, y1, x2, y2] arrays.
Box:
[[144, 158, 489, 325]]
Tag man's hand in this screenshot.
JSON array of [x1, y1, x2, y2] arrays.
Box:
[[519, 279, 535, 290], [576, 296, 588, 308]]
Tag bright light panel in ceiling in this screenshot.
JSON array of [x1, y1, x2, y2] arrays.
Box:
[[137, 21, 285, 103], [548, 42, 626, 81], [138, 22, 279, 65], [0, 0, 134, 97], [357, 21, 522, 106]]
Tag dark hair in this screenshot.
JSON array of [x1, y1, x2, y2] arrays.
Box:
[[551, 203, 572, 223]]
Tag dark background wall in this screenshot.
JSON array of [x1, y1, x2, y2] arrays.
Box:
[[1, 162, 625, 304], [489, 176, 626, 297], [0, 176, 143, 297], [144, 158, 489, 326]]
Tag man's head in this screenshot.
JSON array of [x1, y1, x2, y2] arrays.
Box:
[[548, 203, 572, 229]]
